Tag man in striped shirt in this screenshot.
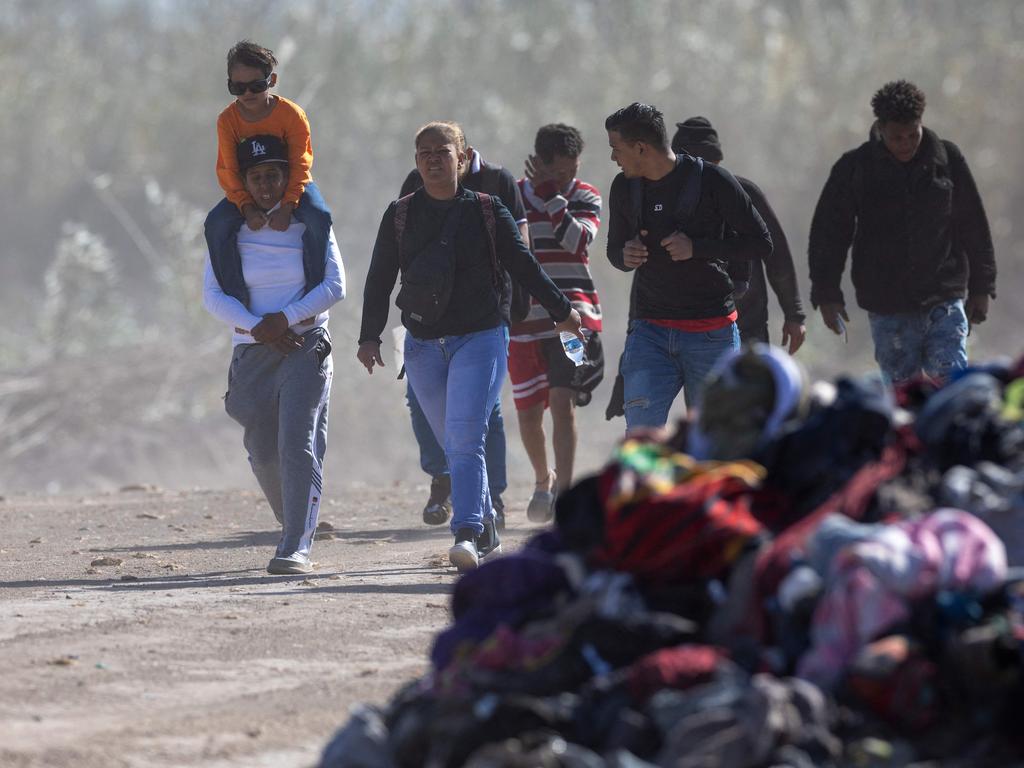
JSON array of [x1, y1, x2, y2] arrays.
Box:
[[509, 124, 604, 522]]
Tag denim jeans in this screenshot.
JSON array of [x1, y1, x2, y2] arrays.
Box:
[[621, 319, 740, 430], [868, 299, 968, 384], [406, 383, 507, 496], [403, 325, 507, 535]]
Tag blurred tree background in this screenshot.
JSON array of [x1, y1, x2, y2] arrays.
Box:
[[0, 0, 1021, 491]]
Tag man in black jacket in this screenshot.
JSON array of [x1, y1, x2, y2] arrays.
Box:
[[808, 80, 996, 383], [605, 103, 772, 430], [672, 116, 806, 354]]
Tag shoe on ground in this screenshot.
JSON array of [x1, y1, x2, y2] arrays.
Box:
[[422, 475, 452, 526], [267, 552, 312, 575], [492, 494, 506, 532], [477, 515, 502, 559], [448, 527, 479, 572], [527, 471, 557, 523]]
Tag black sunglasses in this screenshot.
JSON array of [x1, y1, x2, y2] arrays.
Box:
[[227, 75, 272, 96]]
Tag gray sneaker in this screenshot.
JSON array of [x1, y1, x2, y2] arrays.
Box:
[[527, 472, 557, 523], [267, 552, 313, 575]]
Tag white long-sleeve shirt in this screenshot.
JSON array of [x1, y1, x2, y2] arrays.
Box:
[[203, 216, 346, 347]]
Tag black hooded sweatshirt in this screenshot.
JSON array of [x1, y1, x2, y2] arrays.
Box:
[[808, 125, 995, 314]]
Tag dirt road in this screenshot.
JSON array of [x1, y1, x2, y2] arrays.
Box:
[[0, 483, 529, 767]]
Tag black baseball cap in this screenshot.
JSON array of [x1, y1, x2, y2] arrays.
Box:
[[237, 134, 289, 173]]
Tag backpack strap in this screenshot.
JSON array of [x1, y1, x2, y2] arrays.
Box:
[[393, 192, 415, 249], [674, 155, 704, 223], [628, 155, 703, 236], [476, 192, 502, 289], [629, 177, 644, 235]]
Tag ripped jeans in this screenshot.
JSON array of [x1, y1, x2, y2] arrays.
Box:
[[621, 319, 740, 430], [868, 299, 968, 384]]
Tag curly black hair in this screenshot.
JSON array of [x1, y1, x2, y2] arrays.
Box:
[[871, 80, 926, 124], [534, 124, 585, 162], [605, 103, 669, 151], [227, 40, 278, 77]]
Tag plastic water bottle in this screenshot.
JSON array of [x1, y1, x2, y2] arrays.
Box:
[[559, 331, 586, 367]]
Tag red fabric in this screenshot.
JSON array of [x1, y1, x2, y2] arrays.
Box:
[[647, 311, 738, 333], [626, 645, 725, 702], [845, 635, 938, 732], [508, 339, 550, 411], [593, 465, 764, 585]]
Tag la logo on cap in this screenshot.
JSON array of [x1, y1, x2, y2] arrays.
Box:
[[251, 140, 267, 157]]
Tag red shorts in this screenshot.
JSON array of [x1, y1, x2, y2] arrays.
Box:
[[508, 335, 604, 411]]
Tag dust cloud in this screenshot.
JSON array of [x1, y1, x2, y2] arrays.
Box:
[[1, 0, 1021, 493]]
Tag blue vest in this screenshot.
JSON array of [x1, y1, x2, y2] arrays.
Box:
[[204, 181, 332, 308]]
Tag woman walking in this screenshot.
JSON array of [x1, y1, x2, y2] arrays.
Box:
[[357, 121, 582, 571]]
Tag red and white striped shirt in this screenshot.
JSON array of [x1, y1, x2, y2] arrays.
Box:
[[511, 178, 603, 341]]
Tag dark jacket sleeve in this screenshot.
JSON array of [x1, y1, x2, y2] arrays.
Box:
[[808, 152, 858, 308], [605, 173, 634, 272], [946, 141, 996, 298], [692, 164, 772, 265], [741, 179, 806, 323], [399, 170, 422, 198], [358, 203, 401, 344], [492, 199, 572, 322], [495, 168, 528, 222]]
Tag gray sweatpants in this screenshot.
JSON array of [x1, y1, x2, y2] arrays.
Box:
[[224, 328, 333, 558]]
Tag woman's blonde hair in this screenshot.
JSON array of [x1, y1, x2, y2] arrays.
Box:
[[414, 121, 466, 153]]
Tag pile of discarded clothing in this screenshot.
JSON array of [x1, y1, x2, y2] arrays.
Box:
[[322, 346, 1024, 768]]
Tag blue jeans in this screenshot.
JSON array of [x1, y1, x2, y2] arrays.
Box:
[[406, 384, 507, 496], [621, 319, 740, 430], [403, 326, 507, 535], [868, 299, 968, 384]]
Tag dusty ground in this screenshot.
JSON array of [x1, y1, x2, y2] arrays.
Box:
[[0, 482, 535, 767]]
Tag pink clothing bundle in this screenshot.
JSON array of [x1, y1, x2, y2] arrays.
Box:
[[798, 509, 1007, 688]]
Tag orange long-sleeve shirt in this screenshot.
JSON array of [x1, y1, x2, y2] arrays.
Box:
[[216, 95, 313, 210]]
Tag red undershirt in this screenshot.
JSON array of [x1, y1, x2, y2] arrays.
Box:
[[646, 310, 738, 332]]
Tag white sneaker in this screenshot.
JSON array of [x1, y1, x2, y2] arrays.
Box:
[[448, 529, 479, 572]]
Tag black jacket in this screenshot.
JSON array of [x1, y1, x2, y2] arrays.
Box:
[[607, 158, 772, 320], [808, 126, 996, 314], [735, 176, 805, 334], [359, 187, 571, 344]]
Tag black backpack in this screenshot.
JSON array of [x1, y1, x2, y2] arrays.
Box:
[[629, 154, 751, 297], [629, 154, 704, 236], [393, 192, 502, 326], [623, 154, 705, 323], [401, 165, 531, 323]]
